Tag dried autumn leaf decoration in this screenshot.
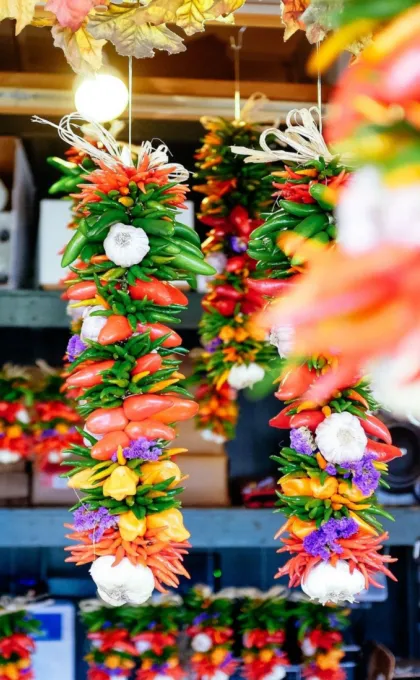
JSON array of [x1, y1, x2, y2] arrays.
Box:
[[0, 0, 246, 72]]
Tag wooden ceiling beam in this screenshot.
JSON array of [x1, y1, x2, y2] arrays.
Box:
[[0, 72, 328, 101]]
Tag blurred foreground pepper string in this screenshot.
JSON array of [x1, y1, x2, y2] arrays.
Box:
[[260, 0, 420, 419], [234, 105, 400, 603]]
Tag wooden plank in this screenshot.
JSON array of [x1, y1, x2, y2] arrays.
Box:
[[0, 72, 328, 101]]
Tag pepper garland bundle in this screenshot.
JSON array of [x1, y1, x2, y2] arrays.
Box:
[[127, 596, 184, 680], [40, 113, 215, 605], [239, 588, 289, 680], [32, 363, 82, 469], [192, 114, 277, 442], [235, 109, 401, 603], [0, 603, 40, 680], [81, 602, 138, 680], [294, 600, 349, 680], [0, 365, 33, 465], [184, 585, 238, 680]]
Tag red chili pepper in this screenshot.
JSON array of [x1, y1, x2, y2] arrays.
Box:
[[230, 205, 253, 237], [66, 360, 115, 388], [136, 322, 182, 348], [207, 299, 237, 316], [276, 364, 315, 401], [129, 277, 187, 306], [132, 353, 163, 376], [213, 284, 243, 300], [225, 256, 246, 273], [125, 419, 176, 441], [65, 280, 98, 301], [359, 414, 392, 444], [91, 431, 130, 461], [269, 404, 295, 429], [153, 397, 199, 423], [366, 438, 402, 462], [247, 278, 296, 297], [86, 407, 128, 434], [98, 315, 133, 345], [123, 394, 174, 421], [289, 410, 325, 430]]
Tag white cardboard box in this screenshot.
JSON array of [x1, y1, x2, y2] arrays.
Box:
[[0, 137, 35, 288], [32, 601, 76, 680]]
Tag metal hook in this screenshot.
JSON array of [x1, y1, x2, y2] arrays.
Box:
[[230, 27, 247, 121]]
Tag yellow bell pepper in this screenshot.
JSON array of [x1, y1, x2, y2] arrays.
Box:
[[146, 508, 190, 542], [4, 663, 19, 680], [280, 476, 313, 496], [310, 476, 338, 499], [290, 518, 316, 539], [167, 658, 179, 669], [219, 326, 235, 342], [316, 649, 344, 671], [6, 425, 22, 438], [55, 423, 69, 434], [338, 481, 372, 502], [105, 654, 122, 670], [103, 466, 139, 501], [260, 649, 274, 662], [141, 460, 182, 488], [118, 511, 147, 541], [243, 653, 254, 664], [211, 648, 228, 665], [67, 467, 98, 490]]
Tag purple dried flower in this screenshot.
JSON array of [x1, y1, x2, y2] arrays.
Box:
[[73, 505, 118, 541], [290, 427, 316, 456], [42, 428, 57, 438], [66, 335, 87, 362], [193, 612, 210, 625], [341, 452, 380, 495], [111, 437, 161, 462], [325, 464, 337, 476], [303, 517, 358, 560], [230, 236, 247, 253], [205, 337, 223, 353]]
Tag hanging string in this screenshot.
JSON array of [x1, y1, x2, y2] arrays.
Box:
[[316, 41, 323, 134], [128, 55, 133, 154], [230, 26, 247, 122]]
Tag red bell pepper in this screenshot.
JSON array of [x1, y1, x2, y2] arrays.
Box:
[[289, 410, 325, 430], [86, 407, 128, 434], [359, 414, 392, 444], [136, 322, 182, 348], [132, 353, 162, 375], [123, 394, 174, 421], [276, 364, 315, 401], [91, 431, 130, 460], [66, 360, 115, 388], [366, 438, 402, 463], [125, 419, 176, 441], [98, 316, 133, 345]]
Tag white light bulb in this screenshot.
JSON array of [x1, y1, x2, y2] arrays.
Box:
[[75, 74, 129, 123]]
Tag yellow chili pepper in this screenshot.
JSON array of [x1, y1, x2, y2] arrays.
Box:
[[105, 655, 122, 670], [4, 663, 19, 680], [148, 378, 179, 393], [260, 650, 274, 662], [165, 448, 188, 456], [316, 452, 327, 470], [103, 466, 139, 501], [219, 326, 235, 342], [365, 5, 420, 61], [349, 511, 378, 536], [235, 327, 249, 343], [88, 462, 118, 483], [322, 405, 332, 417], [216, 369, 230, 391], [211, 648, 228, 665], [146, 508, 190, 542], [55, 423, 69, 434], [132, 371, 150, 383], [119, 511, 147, 541], [141, 460, 182, 488]]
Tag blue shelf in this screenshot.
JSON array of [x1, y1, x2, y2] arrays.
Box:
[[0, 507, 417, 548]]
